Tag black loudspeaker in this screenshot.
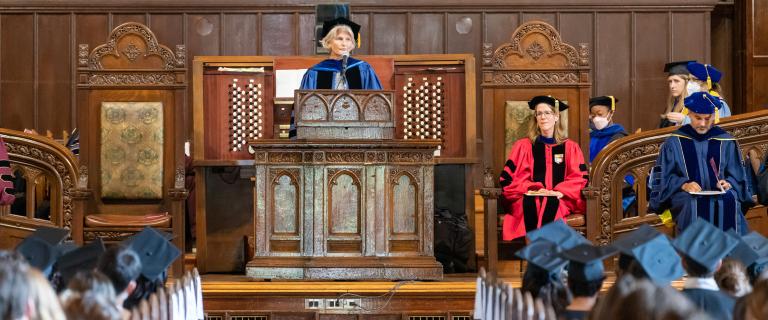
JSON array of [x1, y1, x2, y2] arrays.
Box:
[[433, 164, 474, 273], [314, 4, 350, 55]]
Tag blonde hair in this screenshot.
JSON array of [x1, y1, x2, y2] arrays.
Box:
[[321, 25, 354, 50], [715, 259, 752, 297], [665, 74, 689, 114], [27, 268, 66, 320], [527, 103, 567, 144]]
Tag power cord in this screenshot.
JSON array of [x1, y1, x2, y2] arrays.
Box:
[[334, 280, 415, 312]]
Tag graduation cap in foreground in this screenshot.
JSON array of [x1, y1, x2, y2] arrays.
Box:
[[123, 227, 181, 280], [727, 230, 765, 267], [15, 227, 71, 276], [528, 95, 569, 112], [57, 238, 106, 287], [610, 224, 684, 285], [561, 243, 618, 282], [589, 96, 618, 112], [664, 60, 696, 76], [527, 220, 589, 251], [516, 238, 568, 278], [672, 219, 739, 275]]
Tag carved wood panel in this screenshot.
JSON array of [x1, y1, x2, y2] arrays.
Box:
[[270, 169, 300, 235]]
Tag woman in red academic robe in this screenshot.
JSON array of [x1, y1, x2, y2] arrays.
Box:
[[499, 95, 589, 240]]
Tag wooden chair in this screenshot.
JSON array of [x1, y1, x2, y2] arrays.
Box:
[[479, 20, 592, 273], [73, 22, 188, 275], [0, 128, 83, 248]]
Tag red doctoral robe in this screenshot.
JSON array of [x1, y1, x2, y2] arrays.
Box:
[[499, 137, 588, 240]]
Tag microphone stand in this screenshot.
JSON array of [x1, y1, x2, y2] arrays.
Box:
[[340, 54, 349, 89]]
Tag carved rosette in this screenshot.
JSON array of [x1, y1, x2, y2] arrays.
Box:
[[267, 152, 302, 163], [493, 72, 578, 85], [88, 73, 176, 86], [491, 21, 579, 68], [86, 22, 183, 70], [326, 152, 365, 163], [254, 151, 267, 163], [365, 152, 386, 163], [4, 142, 76, 229]]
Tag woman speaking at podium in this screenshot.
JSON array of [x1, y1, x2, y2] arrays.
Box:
[[300, 17, 382, 90]]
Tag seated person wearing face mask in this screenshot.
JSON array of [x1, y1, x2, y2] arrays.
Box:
[[589, 96, 635, 216], [588, 96, 627, 163], [677, 62, 731, 126]]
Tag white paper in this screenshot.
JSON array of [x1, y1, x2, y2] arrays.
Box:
[[689, 190, 726, 195], [275, 69, 308, 98]]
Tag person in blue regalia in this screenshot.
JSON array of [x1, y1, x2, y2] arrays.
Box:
[[289, 17, 382, 138], [588, 95, 627, 163], [588, 96, 636, 216], [649, 91, 754, 234], [299, 16, 382, 91]]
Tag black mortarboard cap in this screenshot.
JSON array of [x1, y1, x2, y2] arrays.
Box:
[[515, 238, 568, 274], [672, 219, 739, 274], [28, 226, 70, 246], [561, 243, 618, 282], [321, 17, 361, 42], [528, 95, 569, 112], [57, 238, 106, 286], [664, 60, 695, 75], [123, 227, 181, 280], [729, 231, 768, 267], [589, 96, 618, 111], [610, 224, 684, 285], [16, 236, 56, 275], [527, 220, 589, 251]]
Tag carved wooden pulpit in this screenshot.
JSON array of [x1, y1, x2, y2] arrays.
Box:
[[246, 90, 443, 280]]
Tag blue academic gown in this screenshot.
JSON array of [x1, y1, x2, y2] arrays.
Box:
[[299, 57, 382, 90], [649, 125, 753, 234], [682, 288, 735, 320], [589, 124, 627, 163], [289, 58, 382, 138]]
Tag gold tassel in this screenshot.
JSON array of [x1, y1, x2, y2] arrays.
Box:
[[609, 96, 615, 111], [682, 107, 689, 115], [357, 35, 361, 48], [705, 64, 713, 91]]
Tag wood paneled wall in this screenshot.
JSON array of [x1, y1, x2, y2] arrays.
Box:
[[743, 0, 768, 112], [0, 0, 724, 144]]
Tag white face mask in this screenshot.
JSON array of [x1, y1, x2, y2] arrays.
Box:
[[686, 81, 702, 97], [592, 116, 610, 130]]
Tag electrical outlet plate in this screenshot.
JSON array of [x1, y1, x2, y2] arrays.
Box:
[[304, 298, 324, 309]]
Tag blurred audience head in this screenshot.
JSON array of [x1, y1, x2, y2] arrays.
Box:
[[715, 258, 752, 297]]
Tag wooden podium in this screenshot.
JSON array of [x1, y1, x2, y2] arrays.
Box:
[[245, 90, 443, 280]]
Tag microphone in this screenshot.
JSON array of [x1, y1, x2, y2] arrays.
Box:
[[341, 53, 349, 71]]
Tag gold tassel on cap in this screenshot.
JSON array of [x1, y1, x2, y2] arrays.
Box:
[[609, 96, 615, 111], [705, 64, 713, 91]]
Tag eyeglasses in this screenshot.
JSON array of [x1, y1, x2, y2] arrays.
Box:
[[535, 111, 555, 118]]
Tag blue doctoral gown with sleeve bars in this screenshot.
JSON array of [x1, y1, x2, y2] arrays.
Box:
[[649, 124, 753, 234], [299, 57, 382, 90]]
